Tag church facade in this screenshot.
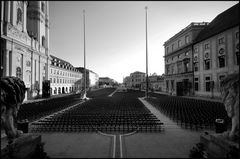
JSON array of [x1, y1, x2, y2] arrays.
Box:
[[1, 1, 50, 100]]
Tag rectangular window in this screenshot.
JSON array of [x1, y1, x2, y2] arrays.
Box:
[[218, 37, 224, 44], [166, 47, 169, 53], [218, 75, 226, 90], [177, 62, 182, 73], [205, 76, 211, 92], [204, 60, 210, 70], [166, 80, 169, 91], [194, 47, 198, 53], [185, 35, 189, 44], [236, 51, 239, 65], [218, 56, 225, 68], [41, 2, 45, 13], [236, 32, 239, 39], [171, 80, 174, 91], [178, 40, 181, 47], [194, 77, 199, 91], [194, 62, 198, 72]]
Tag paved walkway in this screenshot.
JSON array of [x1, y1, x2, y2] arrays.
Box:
[[120, 97, 215, 158]]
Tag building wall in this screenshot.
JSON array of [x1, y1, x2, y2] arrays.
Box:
[[163, 23, 208, 96], [193, 26, 239, 98], [1, 1, 50, 100], [49, 56, 83, 95], [130, 71, 145, 89]]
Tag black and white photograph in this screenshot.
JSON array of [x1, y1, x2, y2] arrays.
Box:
[[1, 1, 239, 158]]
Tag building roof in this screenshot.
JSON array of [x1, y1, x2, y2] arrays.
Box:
[[164, 22, 209, 46], [131, 71, 145, 75], [194, 3, 239, 43], [50, 55, 73, 68]]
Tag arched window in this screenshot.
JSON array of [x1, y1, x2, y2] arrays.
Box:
[[17, 8, 22, 24], [16, 67, 22, 79], [41, 2, 45, 13]]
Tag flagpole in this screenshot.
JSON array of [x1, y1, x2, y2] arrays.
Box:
[[145, 6, 149, 98], [83, 9, 87, 100]]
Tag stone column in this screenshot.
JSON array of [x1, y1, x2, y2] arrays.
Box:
[[23, 1, 27, 33], [4, 49, 10, 76]]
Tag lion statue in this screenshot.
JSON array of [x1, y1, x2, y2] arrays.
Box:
[[1, 76, 26, 141], [220, 73, 239, 141]]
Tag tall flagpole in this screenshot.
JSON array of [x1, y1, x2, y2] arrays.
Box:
[[145, 6, 149, 98], [83, 9, 87, 99]]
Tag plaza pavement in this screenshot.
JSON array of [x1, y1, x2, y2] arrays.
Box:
[[38, 97, 215, 158], [1, 90, 217, 158]]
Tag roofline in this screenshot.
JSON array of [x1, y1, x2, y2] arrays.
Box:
[[193, 24, 239, 45], [163, 22, 209, 46]]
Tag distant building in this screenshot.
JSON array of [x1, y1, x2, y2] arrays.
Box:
[[123, 76, 131, 88], [99, 77, 115, 87], [163, 22, 209, 96], [129, 71, 145, 89], [1, 1, 50, 100], [193, 3, 239, 98], [49, 55, 82, 95], [75, 67, 99, 89], [141, 74, 165, 91]]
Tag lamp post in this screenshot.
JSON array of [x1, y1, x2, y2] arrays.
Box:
[[145, 6, 149, 98]]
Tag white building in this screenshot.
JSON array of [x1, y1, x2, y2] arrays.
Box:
[[49, 55, 83, 95]]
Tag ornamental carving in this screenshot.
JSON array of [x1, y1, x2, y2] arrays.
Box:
[[26, 60, 31, 67], [7, 23, 31, 46]]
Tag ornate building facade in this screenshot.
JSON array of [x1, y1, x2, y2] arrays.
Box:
[[1, 1, 50, 100], [49, 55, 83, 95], [163, 22, 208, 96], [193, 3, 239, 98]]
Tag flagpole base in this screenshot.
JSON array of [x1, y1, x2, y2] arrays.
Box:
[[80, 92, 90, 101]]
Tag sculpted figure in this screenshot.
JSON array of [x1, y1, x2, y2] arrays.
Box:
[[1, 76, 26, 141], [220, 73, 239, 141]]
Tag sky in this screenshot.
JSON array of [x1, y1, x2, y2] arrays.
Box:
[[49, 1, 238, 83]]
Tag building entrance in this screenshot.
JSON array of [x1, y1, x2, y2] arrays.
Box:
[[176, 82, 183, 96]]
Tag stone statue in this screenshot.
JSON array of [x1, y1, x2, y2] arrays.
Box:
[[220, 73, 239, 141], [1, 76, 26, 141]]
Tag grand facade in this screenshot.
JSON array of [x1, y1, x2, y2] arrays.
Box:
[[1, 1, 50, 100], [163, 3, 239, 98], [193, 3, 239, 98], [163, 22, 208, 96]]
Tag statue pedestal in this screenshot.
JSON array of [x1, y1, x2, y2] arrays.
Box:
[[1, 134, 42, 158], [200, 133, 239, 158]]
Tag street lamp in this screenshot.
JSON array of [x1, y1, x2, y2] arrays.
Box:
[[145, 6, 149, 98]]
